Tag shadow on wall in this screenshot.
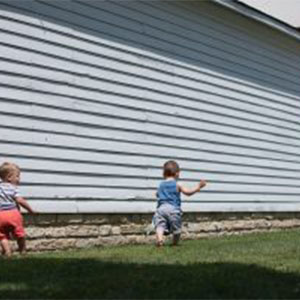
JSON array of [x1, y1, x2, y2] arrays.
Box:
[[0, 257, 300, 299], [0, 0, 299, 98]]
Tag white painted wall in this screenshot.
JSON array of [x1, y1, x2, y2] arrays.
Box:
[[0, 0, 299, 212]]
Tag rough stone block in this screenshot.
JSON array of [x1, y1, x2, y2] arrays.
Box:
[[255, 219, 272, 229], [129, 215, 141, 224], [271, 220, 285, 228], [111, 226, 121, 235], [55, 238, 77, 250], [186, 223, 203, 233], [109, 214, 130, 225], [27, 238, 76, 251], [183, 213, 197, 222], [120, 224, 147, 235], [240, 220, 256, 230], [97, 236, 126, 246], [75, 238, 98, 249], [46, 227, 67, 238], [207, 222, 222, 232], [26, 227, 47, 239], [195, 215, 211, 222], [83, 214, 109, 225], [126, 235, 148, 244], [99, 225, 112, 236], [66, 225, 99, 237], [56, 214, 83, 225], [35, 214, 57, 225]]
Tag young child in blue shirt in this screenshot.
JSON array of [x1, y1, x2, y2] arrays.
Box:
[[153, 160, 207, 247]]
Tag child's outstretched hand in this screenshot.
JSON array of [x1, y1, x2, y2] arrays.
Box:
[[198, 180, 207, 191]]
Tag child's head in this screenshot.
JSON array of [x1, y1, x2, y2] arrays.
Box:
[[163, 160, 180, 179], [0, 162, 21, 185]]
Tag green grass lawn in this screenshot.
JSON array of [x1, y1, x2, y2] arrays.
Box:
[[1, 229, 300, 299]]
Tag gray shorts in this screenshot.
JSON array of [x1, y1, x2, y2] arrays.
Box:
[[153, 204, 182, 235]]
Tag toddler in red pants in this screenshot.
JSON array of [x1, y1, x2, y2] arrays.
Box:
[[0, 162, 35, 257]]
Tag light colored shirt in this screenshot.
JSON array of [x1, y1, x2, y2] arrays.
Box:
[[0, 182, 19, 211]]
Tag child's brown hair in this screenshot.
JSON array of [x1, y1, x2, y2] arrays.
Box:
[[163, 160, 180, 178], [0, 162, 20, 181]]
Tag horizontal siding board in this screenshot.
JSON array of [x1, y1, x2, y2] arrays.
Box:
[[2, 128, 300, 176], [2, 113, 300, 160], [35, 0, 300, 91], [2, 0, 299, 65], [1, 72, 300, 142], [2, 143, 300, 185], [2, 129, 300, 169], [2, 125, 300, 164], [0, 28, 298, 116], [28, 200, 300, 213], [2, 89, 297, 155], [1, 15, 300, 111], [2, 95, 300, 151], [0, 2, 298, 104], [2, 131, 300, 183], [28, 200, 78, 213], [175, 1, 300, 59], [145, 1, 300, 60], [1, 85, 300, 145], [98, 1, 300, 80], [1, 48, 300, 124], [0, 31, 299, 112], [0, 43, 297, 118], [3, 159, 300, 189], [1, 1, 299, 95], [2, 121, 300, 178], [63, 1, 300, 83], [0, 0, 299, 212], [21, 186, 150, 199], [97, 0, 300, 73], [2, 105, 300, 152], [20, 186, 300, 202], [20, 175, 300, 194]]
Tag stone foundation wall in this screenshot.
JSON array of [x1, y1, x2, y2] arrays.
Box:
[[19, 212, 300, 251]]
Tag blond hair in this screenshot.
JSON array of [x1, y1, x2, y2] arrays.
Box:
[[0, 162, 20, 181]]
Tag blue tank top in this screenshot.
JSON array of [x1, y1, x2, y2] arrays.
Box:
[[157, 180, 181, 208]]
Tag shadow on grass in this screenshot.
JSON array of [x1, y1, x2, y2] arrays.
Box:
[[1, 257, 300, 299]]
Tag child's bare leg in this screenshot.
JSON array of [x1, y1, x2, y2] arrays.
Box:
[[156, 227, 164, 246], [172, 234, 181, 246], [1, 239, 12, 257], [17, 237, 26, 255]]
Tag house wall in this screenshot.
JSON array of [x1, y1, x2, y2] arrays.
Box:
[[0, 0, 300, 214]]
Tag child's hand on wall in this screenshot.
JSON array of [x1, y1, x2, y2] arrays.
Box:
[[198, 180, 207, 191]]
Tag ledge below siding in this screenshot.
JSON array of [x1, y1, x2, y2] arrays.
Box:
[[15, 212, 300, 252]]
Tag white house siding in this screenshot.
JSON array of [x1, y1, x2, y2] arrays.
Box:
[[0, 0, 299, 213]]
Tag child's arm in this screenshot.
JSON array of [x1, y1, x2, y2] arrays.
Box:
[[178, 180, 207, 196], [15, 196, 35, 214]]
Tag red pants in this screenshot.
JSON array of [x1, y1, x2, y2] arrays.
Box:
[[0, 209, 25, 240]]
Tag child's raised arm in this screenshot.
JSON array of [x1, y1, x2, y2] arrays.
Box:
[[15, 196, 35, 214], [178, 180, 207, 196]]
